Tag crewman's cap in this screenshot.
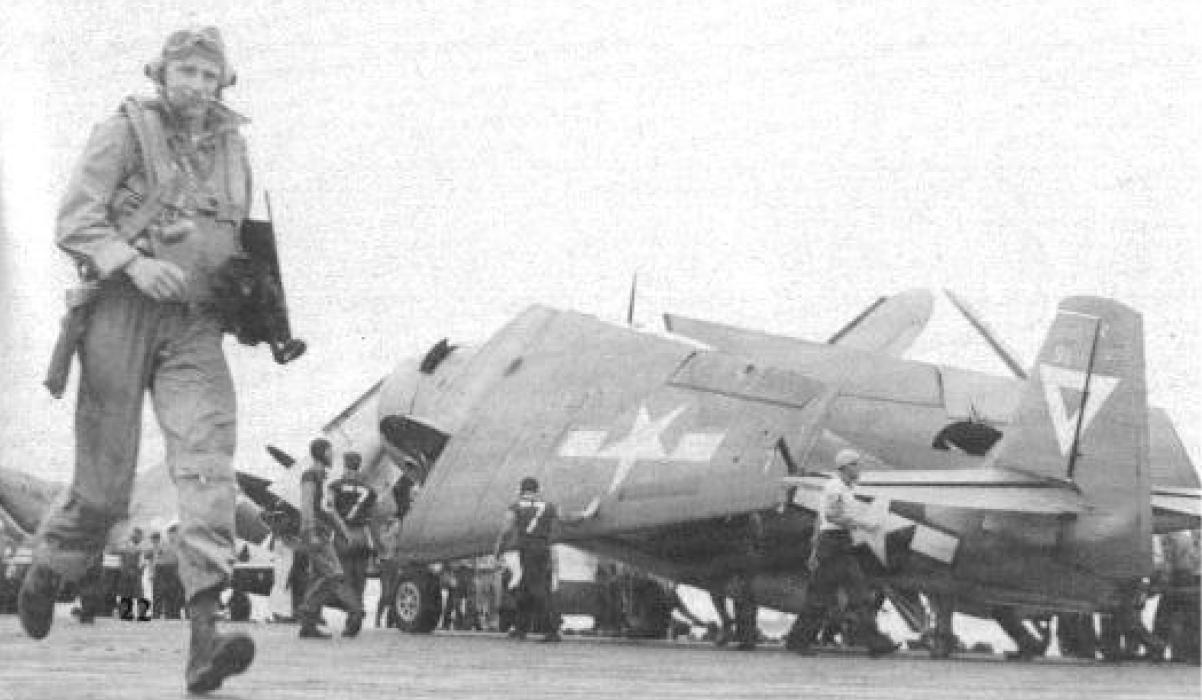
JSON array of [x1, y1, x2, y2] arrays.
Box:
[[145, 26, 236, 88], [344, 452, 362, 470], [519, 477, 539, 494], [834, 449, 862, 470]]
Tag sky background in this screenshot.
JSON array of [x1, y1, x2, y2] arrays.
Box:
[[1, 0, 1198, 490]]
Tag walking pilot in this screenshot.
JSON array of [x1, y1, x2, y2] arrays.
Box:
[[19, 27, 258, 694]]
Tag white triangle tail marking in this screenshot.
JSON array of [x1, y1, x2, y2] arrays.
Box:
[[1038, 363, 1121, 456]]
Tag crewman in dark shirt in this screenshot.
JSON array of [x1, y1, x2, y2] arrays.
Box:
[[326, 452, 378, 618], [492, 477, 598, 642]]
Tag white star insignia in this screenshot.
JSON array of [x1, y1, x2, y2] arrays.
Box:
[[598, 405, 688, 494]]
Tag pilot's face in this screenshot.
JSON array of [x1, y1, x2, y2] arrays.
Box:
[[162, 54, 222, 117]]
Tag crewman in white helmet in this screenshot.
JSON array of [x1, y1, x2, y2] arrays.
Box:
[[785, 449, 898, 657]]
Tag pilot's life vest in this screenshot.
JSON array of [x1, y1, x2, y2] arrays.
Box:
[[112, 96, 251, 302]]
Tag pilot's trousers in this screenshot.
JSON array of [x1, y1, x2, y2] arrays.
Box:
[[35, 281, 237, 604]]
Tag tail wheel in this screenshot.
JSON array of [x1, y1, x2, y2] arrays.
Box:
[[394, 569, 441, 633]]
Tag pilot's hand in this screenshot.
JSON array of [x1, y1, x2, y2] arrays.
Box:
[[125, 256, 187, 302]]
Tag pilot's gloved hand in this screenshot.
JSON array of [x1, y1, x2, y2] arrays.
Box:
[[124, 256, 187, 302]]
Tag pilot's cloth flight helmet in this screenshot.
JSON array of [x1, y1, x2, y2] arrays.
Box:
[[144, 26, 237, 89]]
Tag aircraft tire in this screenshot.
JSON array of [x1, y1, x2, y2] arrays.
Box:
[[394, 570, 441, 634]]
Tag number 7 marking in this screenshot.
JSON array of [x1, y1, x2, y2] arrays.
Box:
[[345, 485, 371, 522], [526, 502, 547, 534]]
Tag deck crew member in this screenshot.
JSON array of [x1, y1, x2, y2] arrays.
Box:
[[493, 477, 598, 642], [297, 439, 365, 639], [786, 449, 898, 657], [326, 451, 378, 619]]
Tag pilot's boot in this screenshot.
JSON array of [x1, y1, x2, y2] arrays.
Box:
[[185, 588, 255, 694], [18, 560, 62, 640]]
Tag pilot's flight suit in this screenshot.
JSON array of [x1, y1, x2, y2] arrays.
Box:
[[35, 95, 251, 604]]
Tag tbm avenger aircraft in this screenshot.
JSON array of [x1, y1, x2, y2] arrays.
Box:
[[355, 292, 1198, 655], [234, 290, 1197, 652]]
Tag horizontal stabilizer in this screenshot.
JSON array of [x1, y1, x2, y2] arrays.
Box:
[[1152, 487, 1201, 520], [1149, 408, 1200, 489], [784, 468, 1086, 515]]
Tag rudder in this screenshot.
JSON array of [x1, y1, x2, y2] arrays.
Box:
[[991, 296, 1151, 579]]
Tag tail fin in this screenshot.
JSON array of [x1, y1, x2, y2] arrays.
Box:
[[991, 297, 1151, 578]]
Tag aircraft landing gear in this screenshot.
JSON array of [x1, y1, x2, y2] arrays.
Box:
[[394, 568, 441, 633]]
